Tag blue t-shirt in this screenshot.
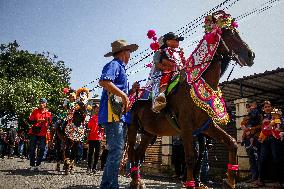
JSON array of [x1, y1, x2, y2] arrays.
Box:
[[98, 58, 131, 125], [247, 108, 261, 127]]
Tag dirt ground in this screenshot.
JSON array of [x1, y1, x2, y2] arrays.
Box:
[[0, 157, 282, 189]]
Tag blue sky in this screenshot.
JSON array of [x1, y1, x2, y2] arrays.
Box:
[[1, 0, 283, 96]]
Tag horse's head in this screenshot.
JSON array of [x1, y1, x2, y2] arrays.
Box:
[[205, 10, 255, 67]]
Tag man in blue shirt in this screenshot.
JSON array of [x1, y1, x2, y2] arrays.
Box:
[[99, 39, 139, 189]]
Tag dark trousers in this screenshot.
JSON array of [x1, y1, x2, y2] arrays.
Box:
[[7, 141, 15, 157], [87, 140, 101, 170], [201, 148, 209, 183], [172, 144, 185, 177], [194, 135, 208, 183], [1, 143, 7, 158], [259, 137, 284, 182], [29, 135, 46, 166], [244, 138, 259, 180], [100, 149, 109, 170], [77, 142, 83, 163]]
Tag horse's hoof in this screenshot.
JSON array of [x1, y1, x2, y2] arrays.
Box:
[[196, 182, 209, 189], [222, 179, 235, 189], [129, 183, 139, 189], [138, 180, 146, 189], [129, 180, 147, 189]]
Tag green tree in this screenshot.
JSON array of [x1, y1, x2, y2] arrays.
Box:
[[0, 41, 72, 129]]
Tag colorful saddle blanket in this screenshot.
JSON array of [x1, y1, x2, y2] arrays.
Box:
[[128, 74, 180, 108], [65, 123, 86, 142], [190, 78, 229, 125]]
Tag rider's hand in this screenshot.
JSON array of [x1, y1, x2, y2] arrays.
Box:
[[122, 94, 131, 113], [131, 82, 140, 92]]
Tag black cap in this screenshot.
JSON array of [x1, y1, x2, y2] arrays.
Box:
[[247, 98, 257, 104], [163, 32, 184, 43]]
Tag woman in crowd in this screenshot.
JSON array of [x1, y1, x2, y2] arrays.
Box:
[[255, 101, 284, 187]]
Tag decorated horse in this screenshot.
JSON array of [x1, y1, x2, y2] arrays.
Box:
[[54, 87, 91, 175], [127, 11, 255, 189]]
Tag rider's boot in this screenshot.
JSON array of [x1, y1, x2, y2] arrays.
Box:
[[152, 92, 166, 113]]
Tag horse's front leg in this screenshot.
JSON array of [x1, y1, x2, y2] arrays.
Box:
[[127, 123, 141, 189], [206, 125, 238, 189], [129, 133, 153, 189], [226, 137, 238, 189]]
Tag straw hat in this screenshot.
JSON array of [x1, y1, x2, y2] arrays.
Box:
[[104, 39, 138, 57]]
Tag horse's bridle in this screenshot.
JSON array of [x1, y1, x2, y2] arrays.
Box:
[[219, 36, 242, 66]]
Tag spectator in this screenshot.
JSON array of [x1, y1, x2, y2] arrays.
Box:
[[193, 134, 212, 187], [17, 130, 25, 158], [43, 128, 52, 161], [172, 135, 185, 180], [255, 101, 284, 187], [0, 129, 5, 158], [28, 98, 52, 171], [1, 131, 8, 159], [87, 104, 103, 173], [200, 137, 213, 185], [6, 125, 17, 159], [77, 142, 83, 164], [242, 100, 261, 183]]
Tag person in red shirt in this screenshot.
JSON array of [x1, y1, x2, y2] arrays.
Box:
[[28, 98, 52, 171], [87, 104, 103, 173]]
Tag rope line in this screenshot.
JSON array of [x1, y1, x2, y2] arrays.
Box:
[[88, 0, 281, 92]]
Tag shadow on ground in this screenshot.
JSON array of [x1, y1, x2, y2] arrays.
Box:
[[0, 168, 56, 176]]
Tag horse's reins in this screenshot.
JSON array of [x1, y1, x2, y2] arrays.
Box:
[[219, 36, 242, 66]]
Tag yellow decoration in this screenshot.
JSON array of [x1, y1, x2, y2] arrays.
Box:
[[75, 104, 80, 110], [190, 85, 230, 126], [87, 105, 92, 111]]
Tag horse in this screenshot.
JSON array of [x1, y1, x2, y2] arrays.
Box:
[[53, 88, 90, 175], [127, 11, 255, 189]]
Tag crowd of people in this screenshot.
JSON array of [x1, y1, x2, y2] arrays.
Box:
[[0, 100, 109, 173], [241, 99, 284, 187]]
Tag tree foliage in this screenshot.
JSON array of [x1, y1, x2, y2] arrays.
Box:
[[0, 41, 72, 128]]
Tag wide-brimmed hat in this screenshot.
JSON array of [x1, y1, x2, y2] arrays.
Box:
[[104, 39, 139, 57]]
